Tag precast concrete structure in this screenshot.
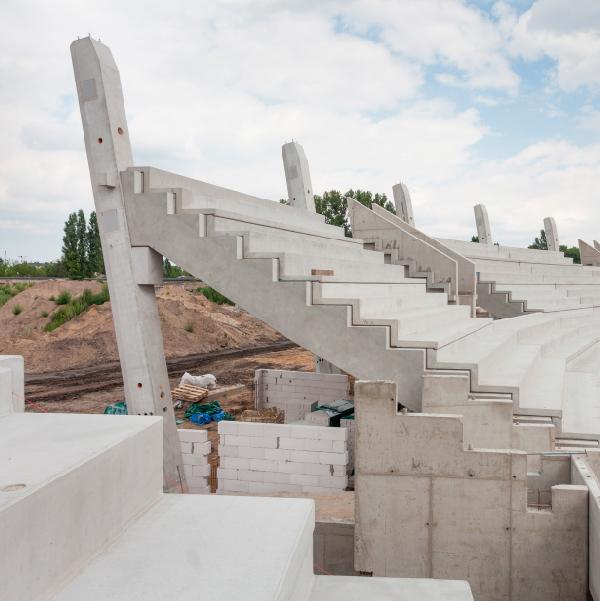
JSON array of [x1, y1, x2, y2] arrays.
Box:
[[0, 353, 475, 601], [474, 204, 492, 244], [354, 381, 589, 601], [392, 182, 415, 226], [544, 217, 559, 252], [61, 36, 600, 601]]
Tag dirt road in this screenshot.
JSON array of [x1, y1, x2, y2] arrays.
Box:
[[25, 343, 315, 416]]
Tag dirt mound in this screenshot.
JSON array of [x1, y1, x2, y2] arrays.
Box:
[[0, 281, 284, 373]]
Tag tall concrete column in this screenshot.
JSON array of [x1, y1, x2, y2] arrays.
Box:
[[392, 182, 415, 226], [281, 142, 340, 375], [282, 142, 315, 212], [71, 37, 185, 492], [543, 217, 559, 251], [474, 204, 492, 244]]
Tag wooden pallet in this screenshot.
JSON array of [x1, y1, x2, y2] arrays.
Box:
[[171, 384, 209, 403]]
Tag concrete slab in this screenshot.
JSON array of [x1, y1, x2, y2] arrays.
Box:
[[52, 494, 316, 601], [310, 575, 474, 600], [1, 412, 162, 601]]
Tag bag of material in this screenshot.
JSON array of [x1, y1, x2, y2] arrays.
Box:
[[179, 372, 217, 389]]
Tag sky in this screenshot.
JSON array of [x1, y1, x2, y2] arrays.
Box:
[[1, 0, 600, 261]]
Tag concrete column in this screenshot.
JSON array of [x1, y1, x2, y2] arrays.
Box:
[[543, 217, 559, 251], [392, 182, 414, 226], [474, 204, 492, 244], [282, 142, 315, 212], [71, 37, 185, 492]]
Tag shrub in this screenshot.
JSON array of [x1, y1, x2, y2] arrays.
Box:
[[198, 286, 234, 305], [41, 311, 48, 318], [49, 295, 55, 301], [43, 284, 110, 332], [12, 304, 22, 316], [0, 283, 30, 307], [184, 321, 194, 333], [55, 290, 72, 305], [44, 300, 86, 332]]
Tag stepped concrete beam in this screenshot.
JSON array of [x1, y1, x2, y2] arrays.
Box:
[[594, 240, 600, 252], [579, 239, 600, 267], [474, 204, 492, 244], [543, 217, 559, 252], [282, 141, 315, 212], [71, 37, 185, 492], [392, 182, 415, 226]]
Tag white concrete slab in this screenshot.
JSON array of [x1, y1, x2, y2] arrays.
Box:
[[52, 494, 316, 601], [310, 575, 474, 600], [1, 412, 162, 601]]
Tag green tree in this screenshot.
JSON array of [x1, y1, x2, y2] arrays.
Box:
[[528, 229, 548, 250], [87, 211, 104, 275], [314, 189, 394, 237], [76, 209, 89, 277], [560, 244, 581, 264], [62, 212, 79, 277], [471, 235, 479, 242]]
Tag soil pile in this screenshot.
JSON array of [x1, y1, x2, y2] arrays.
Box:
[[0, 281, 284, 373]]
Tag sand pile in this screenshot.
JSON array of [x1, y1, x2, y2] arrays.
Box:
[[0, 281, 284, 373]]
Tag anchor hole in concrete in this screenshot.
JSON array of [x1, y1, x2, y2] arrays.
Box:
[[97, 137, 103, 144], [117, 127, 124, 135]]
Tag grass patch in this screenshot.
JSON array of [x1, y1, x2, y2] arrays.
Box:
[[44, 285, 110, 332], [12, 304, 23, 316], [41, 311, 48, 318], [184, 321, 194, 333], [55, 290, 72, 305], [0, 283, 31, 307], [197, 286, 234, 306], [49, 295, 55, 301]]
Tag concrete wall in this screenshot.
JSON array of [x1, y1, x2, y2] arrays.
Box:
[[354, 381, 588, 601], [178, 429, 211, 493], [572, 451, 600, 601], [314, 521, 358, 576], [217, 421, 348, 494], [0, 355, 24, 415], [255, 369, 349, 423]]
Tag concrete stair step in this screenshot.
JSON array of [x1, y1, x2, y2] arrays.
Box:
[[309, 575, 474, 601], [1, 413, 163, 601], [399, 318, 493, 350], [359, 293, 447, 317], [241, 229, 383, 263], [387, 305, 473, 337], [277, 253, 409, 282], [316, 281, 429, 300], [51, 494, 317, 601]]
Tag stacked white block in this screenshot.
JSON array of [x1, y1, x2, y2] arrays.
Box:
[[217, 421, 348, 494], [255, 369, 350, 423], [339, 416, 355, 475], [178, 429, 211, 493]]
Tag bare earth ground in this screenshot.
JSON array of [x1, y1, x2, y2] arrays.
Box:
[[0, 280, 285, 373]]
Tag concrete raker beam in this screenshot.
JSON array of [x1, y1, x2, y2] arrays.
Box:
[[474, 204, 492, 244], [579, 239, 600, 267], [392, 182, 415, 226], [543, 216, 559, 252], [282, 141, 315, 212], [70, 37, 185, 492]]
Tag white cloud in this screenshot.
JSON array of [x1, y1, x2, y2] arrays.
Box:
[[418, 139, 600, 247], [340, 0, 519, 93], [501, 0, 600, 92], [0, 0, 597, 262]]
